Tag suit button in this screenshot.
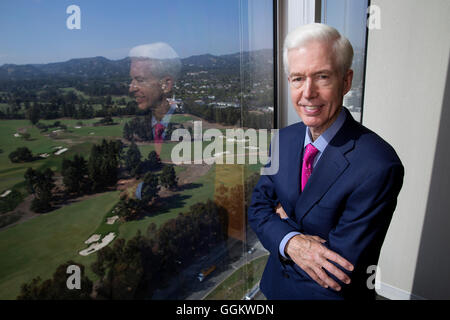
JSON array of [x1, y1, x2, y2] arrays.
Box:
[[283, 271, 290, 279]]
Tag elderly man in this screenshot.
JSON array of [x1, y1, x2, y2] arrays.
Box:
[[248, 23, 404, 300], [129, 42, 181, 144]]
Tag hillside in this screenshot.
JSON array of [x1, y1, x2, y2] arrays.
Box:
[[0, 49, 274, 81]]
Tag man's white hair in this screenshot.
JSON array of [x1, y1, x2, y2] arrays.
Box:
[[283, 23, 354, 75], [129, 42, 181, 81]]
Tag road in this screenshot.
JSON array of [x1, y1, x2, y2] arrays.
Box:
[[150, 232, 269, 300], [187, 239, 268, 300]]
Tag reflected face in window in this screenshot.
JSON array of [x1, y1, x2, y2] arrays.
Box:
[[129, 59, 165, 111], [288, 40, 353, 137]]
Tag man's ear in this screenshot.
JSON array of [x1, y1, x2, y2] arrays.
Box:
[[161, 77, 173, 94], [342, 69, 354, 96]]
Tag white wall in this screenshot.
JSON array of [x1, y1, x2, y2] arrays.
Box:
[[363, 0, 450, 299]]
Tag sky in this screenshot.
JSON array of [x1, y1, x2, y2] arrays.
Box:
[[0, 0, 274, 65]]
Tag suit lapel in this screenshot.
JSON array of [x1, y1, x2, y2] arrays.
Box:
[[274, 123, 305, 218], [294, 113, 357, 225], [286, 124, 305, 212]]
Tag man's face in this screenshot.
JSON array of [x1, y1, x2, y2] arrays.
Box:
[[129, 59, 164, 111], [287, 40, 353, 137]]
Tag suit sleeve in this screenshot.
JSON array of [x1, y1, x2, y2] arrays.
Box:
[[248, 173, 301, 258], [324, 162, 404, 281]]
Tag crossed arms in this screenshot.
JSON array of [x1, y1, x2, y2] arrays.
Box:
[[248, 162, 404, 292]]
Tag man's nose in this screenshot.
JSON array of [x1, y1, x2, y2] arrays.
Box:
[[129, 81, 137, 93], [303, 78, 318, 99]]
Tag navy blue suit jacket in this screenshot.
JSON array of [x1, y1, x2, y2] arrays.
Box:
[[248, 108, 404, 300]]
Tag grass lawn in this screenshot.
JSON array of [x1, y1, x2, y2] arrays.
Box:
[[0, 117, 130, 194], [0, 191, 119, 300], [40, 116, 129, 139], [0, 120, 69, 192], [0, 116, 266, 300], [205, 255, 269, 300], [117, 164, 216, 240], [170, 114, 195, 124]]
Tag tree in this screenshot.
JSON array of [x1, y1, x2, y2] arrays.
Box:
[[122, 116, 153, 142], [116, 196, 143, 221], [140, 172, 160, 204], [27, 102, 41, 125], [21, 132, 31, 141], [92, 238, 144, 300], [123, 122, 132, 141], [160, 165, 178, 190], [62, 155, 91, 195], [87, 144, 103, 192], [24, 167, 55, 213], [9, 147, 33, 163], [147, 151, 161, 171], [87, 139, 120, 192], [17, 261, 92, 300], [125, 142, 141, 177]]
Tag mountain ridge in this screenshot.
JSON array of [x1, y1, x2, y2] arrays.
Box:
[[0, 49, 274, 81]]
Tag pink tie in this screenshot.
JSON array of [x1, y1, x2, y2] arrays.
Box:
[[301, 144, 319, 191], [154, 123, 165, 143]]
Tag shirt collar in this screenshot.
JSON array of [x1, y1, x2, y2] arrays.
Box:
[[152, 102, 177, 127], [304, 107, 347, 153]]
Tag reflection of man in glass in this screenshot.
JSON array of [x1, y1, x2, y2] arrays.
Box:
[[129, 43, 181, 144], [129, 43, 181, 200]]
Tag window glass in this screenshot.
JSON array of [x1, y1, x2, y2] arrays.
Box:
[[0, 0, 274, 300], [322, 0, 369, 122]]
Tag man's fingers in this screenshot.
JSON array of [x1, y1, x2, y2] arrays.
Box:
[[323, 249, 354, 272], [289, 235, 354, 291], [314, 265, 342, 291], [275, 203, 288, 219], [321, 260, 351, 285], [302, 266, 328, 289], [311, 235, 326, 243], [304, 264, 341, 291]]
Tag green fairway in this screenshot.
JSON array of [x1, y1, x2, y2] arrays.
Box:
[[39, 117, 129, 139], [118, 164, 216, 240], [170, 114, 195, 124], [0, 117, 130, 194], [0, 115, 265, 300], [0, 120, 69, 192], [0, 191, 119, 300]]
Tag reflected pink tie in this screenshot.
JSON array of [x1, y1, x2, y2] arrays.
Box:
[[301, 144, 319, 191], [154, 123, 165, 143]]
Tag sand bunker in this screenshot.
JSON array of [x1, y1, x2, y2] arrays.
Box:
[[79, 232, 116, 256], [106, 215, 119, 225], [54, 148, 68, 155], [0, 190, 11, 198], [84, 234, 101, 244]]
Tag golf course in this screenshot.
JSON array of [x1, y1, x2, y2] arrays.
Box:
[[0, 113, 264, 299]]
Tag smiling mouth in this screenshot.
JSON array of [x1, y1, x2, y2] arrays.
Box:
[[301, 105, 324, 112]]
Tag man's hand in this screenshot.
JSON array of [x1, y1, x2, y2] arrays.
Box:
[[285, 234, 354, 291], [275, 203, 289, 219]]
